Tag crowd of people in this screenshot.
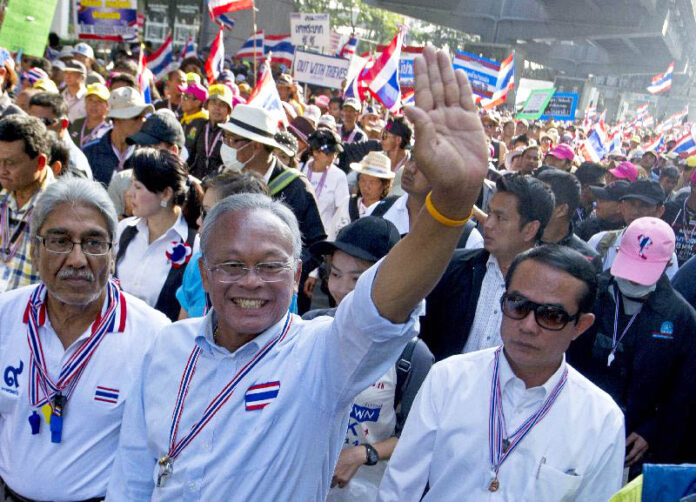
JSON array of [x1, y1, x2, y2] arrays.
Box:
[[0, 33, 694, 502]]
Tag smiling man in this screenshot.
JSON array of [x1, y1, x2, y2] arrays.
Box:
[[378, 245, 625, 502], [106, 46, 489, 501], [0, 178, 169, 501]]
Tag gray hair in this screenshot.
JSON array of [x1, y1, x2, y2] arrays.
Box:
[[201, 193, 302, 262], [31, 178, 119, 242]]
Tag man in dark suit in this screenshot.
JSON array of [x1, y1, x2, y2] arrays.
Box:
[[420, 173, 554, 360]]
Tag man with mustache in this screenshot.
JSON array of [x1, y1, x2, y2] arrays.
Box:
[[0, 178, 170, 501]]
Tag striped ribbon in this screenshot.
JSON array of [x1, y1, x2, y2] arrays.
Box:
[[25, 280, 125, 408], [165, 312, 293, 463], [488, 346, 568, 479]]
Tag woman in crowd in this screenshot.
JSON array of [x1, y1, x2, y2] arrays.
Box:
[[114, 148, 200, 321], [304, 217, 434, 501]]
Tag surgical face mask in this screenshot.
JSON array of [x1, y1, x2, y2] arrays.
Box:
[[615, 276, 657, 300], [220, 142, 255, 172]]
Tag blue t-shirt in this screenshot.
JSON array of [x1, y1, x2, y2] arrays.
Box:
[[175, 252, 206, 318]]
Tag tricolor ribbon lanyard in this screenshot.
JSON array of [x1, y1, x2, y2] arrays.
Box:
[[607, 289, 640, 367], [0, 193, 32, 263], [304, 161, 329, 199], [156, 313, 293, 488], [80, 120, 108, 147], [204, 124, 222, 171], [112, 144, 134, 171], [343, 127, 358, 143], [25, 280, 125, 443], [487, 346, 568, 492]]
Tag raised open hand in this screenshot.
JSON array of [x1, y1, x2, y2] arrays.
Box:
[[404, 46, 488, 214]]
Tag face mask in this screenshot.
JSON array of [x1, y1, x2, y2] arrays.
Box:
[[615, 277, 656, 300], [220, 143, 244, 172]]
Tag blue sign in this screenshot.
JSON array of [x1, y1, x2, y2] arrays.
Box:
[[540, 92, 579, 121]]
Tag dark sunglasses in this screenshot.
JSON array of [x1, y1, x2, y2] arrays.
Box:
[[500, 293, 579, 331]]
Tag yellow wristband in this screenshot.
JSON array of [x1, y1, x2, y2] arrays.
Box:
[[425, 192, 473, 227]]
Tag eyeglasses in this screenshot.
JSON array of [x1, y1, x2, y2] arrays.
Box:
[[500, 293, 579, 331], [36, 235, 113, 256], [207, 261, 295, 283], [39, 117, 59, 126], [223, 135, 250, 147]]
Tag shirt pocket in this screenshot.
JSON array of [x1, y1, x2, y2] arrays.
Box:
[[531, 463, 584, 502]]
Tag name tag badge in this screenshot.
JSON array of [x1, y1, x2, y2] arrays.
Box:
[[245, 381, 280, 411]]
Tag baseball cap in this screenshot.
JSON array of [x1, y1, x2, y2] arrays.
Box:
[[181, 83, 208, 103], [630, 135, 641, 143], [620, 179, 665, 205], [126, 109, 185, 149], [590, 180, 630, 202], [687, 156, 696, 168], [314, 95, 330, 110], [317, 114, 337, 131], [303, 105, 321, 125], [63, 60, 86, 77], [611, 217, 675, 285], [547, 144, 574, 161], [107, 86, 155, 119], [342, 97, 361, 111], [73, 42, 95, 60], [609, 161, 639, 182], [85, 82, 110, 101], [310, 216, 401, 262], [207, 83, 233, 109]]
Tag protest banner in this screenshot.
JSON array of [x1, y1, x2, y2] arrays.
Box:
[[517, 88, 556, 120], [376, 44, 422, 87], [74, 0, 138, 41], [0, 0, 58, 57], [293, 50, 350, 89], [540, 92, 579, 121], [290, 13, 330, 48]]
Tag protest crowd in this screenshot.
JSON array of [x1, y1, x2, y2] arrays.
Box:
[[2, 2, 696, 501]]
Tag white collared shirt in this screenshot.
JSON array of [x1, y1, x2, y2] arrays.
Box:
[[106, 262, 422, 501], [62, 86, 87, 122], [300, 160, 350, 229], [0, 284, 170, 500], [115, 213, 199, 308], [377, 347, 625, 502], [463, 255, 506, 353]]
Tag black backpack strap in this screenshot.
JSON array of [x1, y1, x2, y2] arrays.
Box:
[[154, 226, 197, 321], [456, 220, 476, 249], [114, 225, 139, 277], [371, 195, 399, 218], [395, 337, 418, 407], [348, 196, 360, 222]]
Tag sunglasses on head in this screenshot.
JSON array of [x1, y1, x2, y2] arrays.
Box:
[[500, 293, 579, 331]]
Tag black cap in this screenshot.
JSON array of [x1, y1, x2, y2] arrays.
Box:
[[590, 180, 630, 202], [310, 216, 401, 262], [620, 179, 665, 205], [127, 109, 185, 149], [307, 128, 344, 154]]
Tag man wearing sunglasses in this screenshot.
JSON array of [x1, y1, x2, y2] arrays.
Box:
[[379, 245, 624, 502]]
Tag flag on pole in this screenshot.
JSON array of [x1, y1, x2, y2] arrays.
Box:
[[207, 0, 253, 19], [264, 34, 295, 69], [146, 33, 174, 82], [343, 55, 372, 101], [205, 27, 225, 83], [672, 127, 696, 157], [237, 30, 264, 60], [247, 57, 288, 127], [180, 35, 197, 61], [363, 29, 403, 111], [647, 62, 674, 94], [217, 13, 236, 30], [579, 127, 607, 163], [338, 35, 359, 59], [643, 135, 665, 152], [136, 44, 151, 104], [480, 52, 514, 110]]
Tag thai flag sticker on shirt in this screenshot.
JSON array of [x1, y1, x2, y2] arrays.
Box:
[[245, 381, 280, 411], [94, 386, 120, 404]]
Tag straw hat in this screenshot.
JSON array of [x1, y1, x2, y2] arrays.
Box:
[[350, 152, 394, 179]]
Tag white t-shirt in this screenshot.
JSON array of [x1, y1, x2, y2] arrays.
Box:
[[300, 160, 350, 230]]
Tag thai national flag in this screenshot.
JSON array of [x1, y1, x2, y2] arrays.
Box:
[[237, 30, 264, 60], [94, 386, 119, 404], [207, 0, 253, 19], [146, 34, 174, 82], [481, 52, 514, 110], [264, 34, 295, 69], [580, 127, 607, 163], [363, 29, 403, 111], [205, 27, 225, 83], [217, 13, 236, 30], [672, 128, 696, 157], [245, 381, 280, 411], [247, 57, 288, 127], [136, 45, 151, 104], [401, 89, 415, 107], [647, 62, 674, 95], [180, 35, 197, 61], [644, 135, 665, 152], [338, 35, 359, 59]]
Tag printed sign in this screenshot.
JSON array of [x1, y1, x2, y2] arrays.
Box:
[[453, 50, 501, 99], [293, 50, 350, 89], [74, 0, 138, 41], [290, 13, 330, 48], [0, 0, 58, 57], [518, 88, 557, 120], [540, 92, 579, 121]]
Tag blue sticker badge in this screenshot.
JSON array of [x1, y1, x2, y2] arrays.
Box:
[[660, 321, 674, 335]]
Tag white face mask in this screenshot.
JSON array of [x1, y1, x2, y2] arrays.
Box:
[[615, 277, 657, 300], [220, 143, 245, 172]]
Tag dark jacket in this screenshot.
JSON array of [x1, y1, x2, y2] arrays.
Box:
[[672, 253, 696, 309], [420, 248, 490, 361], [337, 139, 381, 173], [154, 98, 182, 119], [568, 273, 696, 463], [187, 121, 223, 180], [575, 215, 622, 242], [183, 117, 208, 156], [543, 225, 602, 272], [83, 130, 120, 185]]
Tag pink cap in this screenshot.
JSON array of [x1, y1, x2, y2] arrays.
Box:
[[609, 161, 639, 182], [315, 95, 330, 110], [547, 144, 574, 161], [611, 217, 675, 285], [181, 83, 208, 103], [690, 169, 696, 183]]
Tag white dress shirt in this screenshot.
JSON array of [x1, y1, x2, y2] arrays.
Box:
[[0, 284, 170, 501], [462, 255, 506, 353], [115, 213, 199, 308], [106, 262, 423, 501], [301, 160, 350, 230], [377, 347, 625, 502], [62, 86, 87, 122], [588, 229, 679, 279]]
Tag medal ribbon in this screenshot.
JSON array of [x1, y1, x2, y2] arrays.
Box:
[[166, 313, 293, 462], [303, 160, 330, 199], [25, 279, 126, 408], [111, 144, 135, 171], [204, 123, 223, 159], [488, 346, 568, 478], [80, 120, 109, 147]]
